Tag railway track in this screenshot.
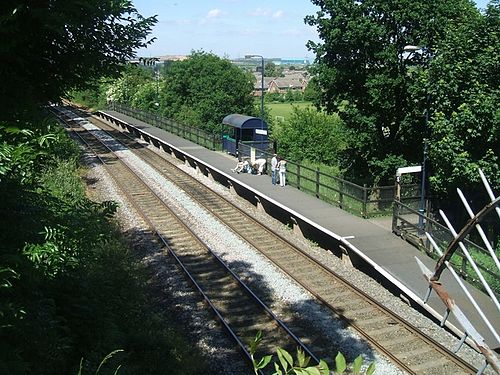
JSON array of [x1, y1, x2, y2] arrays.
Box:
[[57, 105, 478, 374], [52, 107, 323, 374]]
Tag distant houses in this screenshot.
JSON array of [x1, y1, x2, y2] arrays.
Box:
[[131, 54, 310, 96], [250, 70, 309, 96]]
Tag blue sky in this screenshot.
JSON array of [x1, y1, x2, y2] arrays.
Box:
[[134, 0, 492, 59]]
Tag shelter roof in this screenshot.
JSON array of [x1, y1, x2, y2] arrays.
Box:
[[222, 114, 267, 129]]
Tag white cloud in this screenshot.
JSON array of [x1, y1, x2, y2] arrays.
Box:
[[273, 10, 284, 18], [199, 8, 227, 25], [207, 8, 222, 18]]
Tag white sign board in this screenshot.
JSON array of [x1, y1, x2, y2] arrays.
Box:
[[396, 165, 422, 177], [255, 129, 268, 136]]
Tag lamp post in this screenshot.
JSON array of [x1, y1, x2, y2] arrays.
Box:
[[245, 54, 265, 146], [403, 45, 431, 234], [154, 62, 160, 111]]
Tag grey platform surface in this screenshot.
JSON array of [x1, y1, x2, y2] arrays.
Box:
[[101, 110, 499, 350]]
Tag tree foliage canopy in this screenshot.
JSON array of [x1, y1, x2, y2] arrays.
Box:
[[264, 61, 284, 77], [106, 64, 157, 106], [428, 1, 499, 196], [274, 107, 348, 167], [0, 0, 157, 117], [305, 0, 498, 195], [159, 51, 255, 131]]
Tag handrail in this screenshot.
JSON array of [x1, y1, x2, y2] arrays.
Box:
[[108, 102, 412, 219], [237, 142, 398, 218], [110, 102, 221, 151], [392, 199, 498, 295]]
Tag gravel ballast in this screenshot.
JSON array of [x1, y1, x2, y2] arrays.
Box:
[[80, 119, 491, 375]]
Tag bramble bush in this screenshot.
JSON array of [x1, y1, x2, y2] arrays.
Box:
[[0, 111, 207, 374]]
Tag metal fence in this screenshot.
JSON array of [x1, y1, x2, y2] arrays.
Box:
[[107, 104, 498, 298], [392, 200, 499, 295], [109, 103, 414, 219], [237, 143, 397, 218], [110, 103, 222, 151]]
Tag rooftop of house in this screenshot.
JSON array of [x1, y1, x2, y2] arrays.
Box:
[[251, 71, 309, 89]]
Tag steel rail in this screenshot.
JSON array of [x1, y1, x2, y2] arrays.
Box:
[[51, 106, 320, 373], [87, 109, 480, 375]]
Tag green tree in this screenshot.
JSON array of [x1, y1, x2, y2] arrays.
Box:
[[265, 61, 284, 77], [131, 81, 161, 111], [274, 106, 348, 166], [303, 78, 321, 103], [106, 64, 158, 107], [0, 0, 157, 117], [284, 89, 303, 102], [266, 92, 284, 103], [160, 51, 255, 131], [305, 0, 479, 183], [69, 85, 107, 110], [425, 1, 500, 197]]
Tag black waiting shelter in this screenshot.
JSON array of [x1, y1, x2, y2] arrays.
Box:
[[221, 114, 269, 156]]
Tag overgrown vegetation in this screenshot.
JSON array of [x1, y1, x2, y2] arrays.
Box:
[[273, 106, 348, 168], [0, 2, 212, 372], [305, 0, 499, 194], [0, 0, 157, 118], [249, 331, 375, 375], [0, 112, 208, 374]]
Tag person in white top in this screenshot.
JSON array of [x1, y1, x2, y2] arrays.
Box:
[[271, 154, 278, 185], [277, 157, 287, 187], [253, 158, 267, 175], [231, 159, 249, 173]]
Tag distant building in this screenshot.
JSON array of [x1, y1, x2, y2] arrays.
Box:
[[269, 57, 311, 66], [232, 56, 311, 68], [250, 70, 309, 96], [156, 55, 188, 62], [129, 55, 188, 67]]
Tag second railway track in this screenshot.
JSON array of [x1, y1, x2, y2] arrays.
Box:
[[53, 107, 324, 374], [57, 105, 479, 374]]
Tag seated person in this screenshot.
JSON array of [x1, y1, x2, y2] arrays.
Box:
[[252, 158, 266, 175], [231, 159, 250, 173], [242, 161, 252, 173]]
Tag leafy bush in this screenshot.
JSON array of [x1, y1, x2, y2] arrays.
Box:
[[159, 51, 256, 131], [273, 106, 348, 167], [0, 112, 207, 374], [250, 331, 375, 375]]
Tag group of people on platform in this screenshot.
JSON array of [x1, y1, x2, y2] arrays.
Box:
[[231, 153, 287, 187], [231, 158, 266, 175]]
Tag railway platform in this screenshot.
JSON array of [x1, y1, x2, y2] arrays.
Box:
[[97, 109, 499, 353]]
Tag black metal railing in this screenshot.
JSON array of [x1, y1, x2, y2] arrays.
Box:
[[110, 103, 222, 151], [237, 143, 398, 218], [392, 200, 499, 295]]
